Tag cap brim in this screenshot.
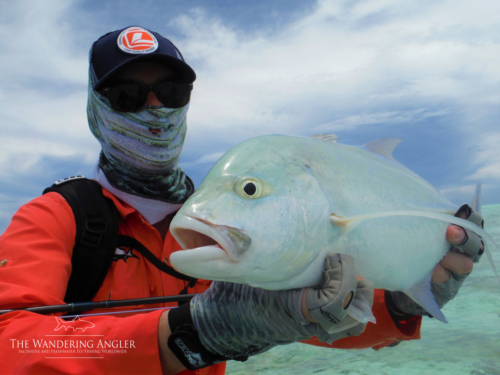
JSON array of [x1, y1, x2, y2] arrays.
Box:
[[93, 54, 196, 90]]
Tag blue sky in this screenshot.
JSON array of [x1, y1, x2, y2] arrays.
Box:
[[1, 0, 500, 232]]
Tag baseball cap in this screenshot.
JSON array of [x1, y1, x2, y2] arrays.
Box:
[[90, 26, 196, 90]]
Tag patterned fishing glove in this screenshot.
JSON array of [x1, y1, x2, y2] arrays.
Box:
[[306, 254, 375, 335], [387, 204, 485, 318], [167, 254, 375, 370]]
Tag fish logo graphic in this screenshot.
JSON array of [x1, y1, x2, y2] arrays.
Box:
[[54, 316, 95, 332], [117, 26, 158, 54]]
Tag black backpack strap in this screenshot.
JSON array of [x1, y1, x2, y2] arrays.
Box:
[[43, 177, 120, 304], [117, 235, 198, 298], [44, 176, 198, 308]]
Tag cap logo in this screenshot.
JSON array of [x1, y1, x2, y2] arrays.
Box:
[[117, 27, 158, 54]]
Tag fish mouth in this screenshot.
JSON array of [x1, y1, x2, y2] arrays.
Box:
[[170, 215, 252, 262]]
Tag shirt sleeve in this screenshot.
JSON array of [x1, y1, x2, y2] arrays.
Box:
[[301, 288, 422, 350], [0, 193, 164, 374]]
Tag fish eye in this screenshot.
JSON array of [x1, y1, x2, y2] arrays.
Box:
[[243, 182, 257, 196], [234, 177, 263, 199]]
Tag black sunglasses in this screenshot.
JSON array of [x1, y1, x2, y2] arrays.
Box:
[[100, 81, 193, 112]]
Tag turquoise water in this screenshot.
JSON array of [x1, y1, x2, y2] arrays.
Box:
[[227, 204, 500, 375]]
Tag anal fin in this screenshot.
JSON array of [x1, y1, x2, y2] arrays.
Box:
[[403, 270, 448, 323]]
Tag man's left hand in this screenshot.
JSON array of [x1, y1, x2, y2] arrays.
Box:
[[388, 204, 484, 317], [436, 203, 484, 281]]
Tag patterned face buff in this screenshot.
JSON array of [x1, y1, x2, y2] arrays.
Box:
[[87, 72, 194, 204]]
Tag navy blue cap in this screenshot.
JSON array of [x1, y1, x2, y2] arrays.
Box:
[[91, 26, 196, 89]]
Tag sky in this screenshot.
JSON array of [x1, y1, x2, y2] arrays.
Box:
[[1, 0, 500, 232]]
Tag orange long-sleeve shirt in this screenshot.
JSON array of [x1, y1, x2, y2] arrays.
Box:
[[0, 189, 421, 374]]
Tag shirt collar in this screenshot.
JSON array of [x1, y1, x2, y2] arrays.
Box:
[[95, 165, 182, 224], [101, 186, 138, 219]]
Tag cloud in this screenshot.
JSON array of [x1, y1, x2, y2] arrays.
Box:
[[168, 0, 500, 206], [439, 183, 499, 209], [0, 0, 97, 170], [173, 1, 500, 142], [180, 152, 225, 169], [465, 132, 500, 181], [0, 0, 89, 85], [439, 184, 478, 197], [2, 0, 500, 232], [468, 164, 500, 180], [312, 108, 451, 133]]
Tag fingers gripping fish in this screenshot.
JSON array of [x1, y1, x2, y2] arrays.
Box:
[[170, 135, 499, 323]]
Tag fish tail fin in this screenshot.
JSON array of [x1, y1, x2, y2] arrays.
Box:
[[404, 271, 448, 323], [485, 250, 500, 285], [469, 184, 500, 285], [471, 183, 482, 214], [54, 316, 65, 330]]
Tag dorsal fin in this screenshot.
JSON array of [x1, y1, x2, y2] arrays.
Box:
[[364, 138, 402, 162], [311, 134, 339, 143]]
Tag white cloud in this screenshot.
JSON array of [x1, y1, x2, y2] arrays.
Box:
[[180, 152, 225, 169], [466, 132, 500, 181], [1, 0, 500, 214], [0, 0, 88, 85], [171, 0, 500, 145], [439, 183, 497, 208], [468, 164, 500, 180], [312, 108, 451, 133], [0, 0, 98, 181], [440, 184, 478, 196]]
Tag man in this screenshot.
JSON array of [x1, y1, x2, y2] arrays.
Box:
[[0, 26, 483, 375]]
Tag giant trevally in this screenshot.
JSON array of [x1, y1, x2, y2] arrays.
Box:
[[169, 135, 499, 322]]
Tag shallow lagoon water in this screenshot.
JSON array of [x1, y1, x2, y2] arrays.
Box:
[[227, 204, 500, 375]]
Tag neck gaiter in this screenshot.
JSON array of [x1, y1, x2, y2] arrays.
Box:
[[87, 74, 194, 204]]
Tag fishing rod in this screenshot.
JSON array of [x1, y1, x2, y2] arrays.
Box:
[[0, 294, 199, 316]]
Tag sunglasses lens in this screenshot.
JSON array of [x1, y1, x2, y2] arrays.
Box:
[[107, 83, 148, 112], [155, 82, 192, 108], [103, 82, 192, 111]]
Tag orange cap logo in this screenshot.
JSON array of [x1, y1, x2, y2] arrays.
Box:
[[117, 27, 158, 54]]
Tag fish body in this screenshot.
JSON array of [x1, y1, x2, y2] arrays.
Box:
[[170, 135, 498, 321]]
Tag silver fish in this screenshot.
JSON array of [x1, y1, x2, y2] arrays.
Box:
[[170, 135, 499, 322]]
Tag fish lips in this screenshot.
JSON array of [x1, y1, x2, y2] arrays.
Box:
[[170, 215, 252, 262]]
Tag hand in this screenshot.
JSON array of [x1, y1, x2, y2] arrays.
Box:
[[431, 204, 484, 308], [435, 203, 484, 283], [165, 254, 375, 370], [303, 254, 375, 335], [389, 204, 484, 317]]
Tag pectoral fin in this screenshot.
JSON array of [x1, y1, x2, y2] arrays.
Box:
[[347, 289, 376, 324]]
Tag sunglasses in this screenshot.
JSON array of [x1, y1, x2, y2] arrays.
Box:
[[100, 81, 193, 112]]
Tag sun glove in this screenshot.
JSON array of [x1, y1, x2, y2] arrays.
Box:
[[306, 254, 375, 334], [188, 254, 375, 360]]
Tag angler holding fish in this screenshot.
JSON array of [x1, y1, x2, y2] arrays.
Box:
[[0, 25, 486, 375]]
